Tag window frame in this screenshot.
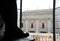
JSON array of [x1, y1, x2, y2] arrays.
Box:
[[53, 0, 56, 41], [20, 0, 56, 41]]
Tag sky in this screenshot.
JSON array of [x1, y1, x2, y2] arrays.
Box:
[[17, 0, 20, 9], [17, 0, 60, 11], [56, 0, 60, 7], [22, 0, 53, 12], [17, 0, 60, 27]]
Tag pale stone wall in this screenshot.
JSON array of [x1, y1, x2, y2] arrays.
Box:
[[22, 9, 53, 33], [55, 8, 60, 33]]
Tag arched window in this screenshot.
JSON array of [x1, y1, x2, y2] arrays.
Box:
[[42, 23, 45, 28], [31, 23, 33, 28], [22, 23, 23, 27]]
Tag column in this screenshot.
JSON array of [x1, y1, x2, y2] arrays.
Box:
[[39, 18, 42, 32], [33, 19, 36, 32], [25, 20, 28, 32], [45, 18, 48, 32], [23, 20, 26, 32], [36, 19, 39, 33], [48, 18, 51, 33], [28, 20, 30, 32]]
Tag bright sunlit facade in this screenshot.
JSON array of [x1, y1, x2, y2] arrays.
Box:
[[22, 9, 53, 33]]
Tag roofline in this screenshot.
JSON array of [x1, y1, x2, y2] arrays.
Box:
[[55, 7, 60, 9], [17, 7, 60, 10]]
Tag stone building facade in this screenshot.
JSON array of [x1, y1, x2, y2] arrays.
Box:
[[22, 9, 53, 33], [55, 7, 60, 33]]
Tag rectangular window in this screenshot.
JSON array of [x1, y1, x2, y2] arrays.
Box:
[[19, 0, 56, 41], [22, 23, 23, 27], [31, 23, 33, 28], [42, 23, 44, 29]]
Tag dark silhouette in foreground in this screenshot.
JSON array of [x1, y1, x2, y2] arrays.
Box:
[[0, 0, 29, 41]]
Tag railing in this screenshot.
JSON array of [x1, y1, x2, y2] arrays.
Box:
[[29, 33, 60, 41], [33, 35, 53, 41]]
